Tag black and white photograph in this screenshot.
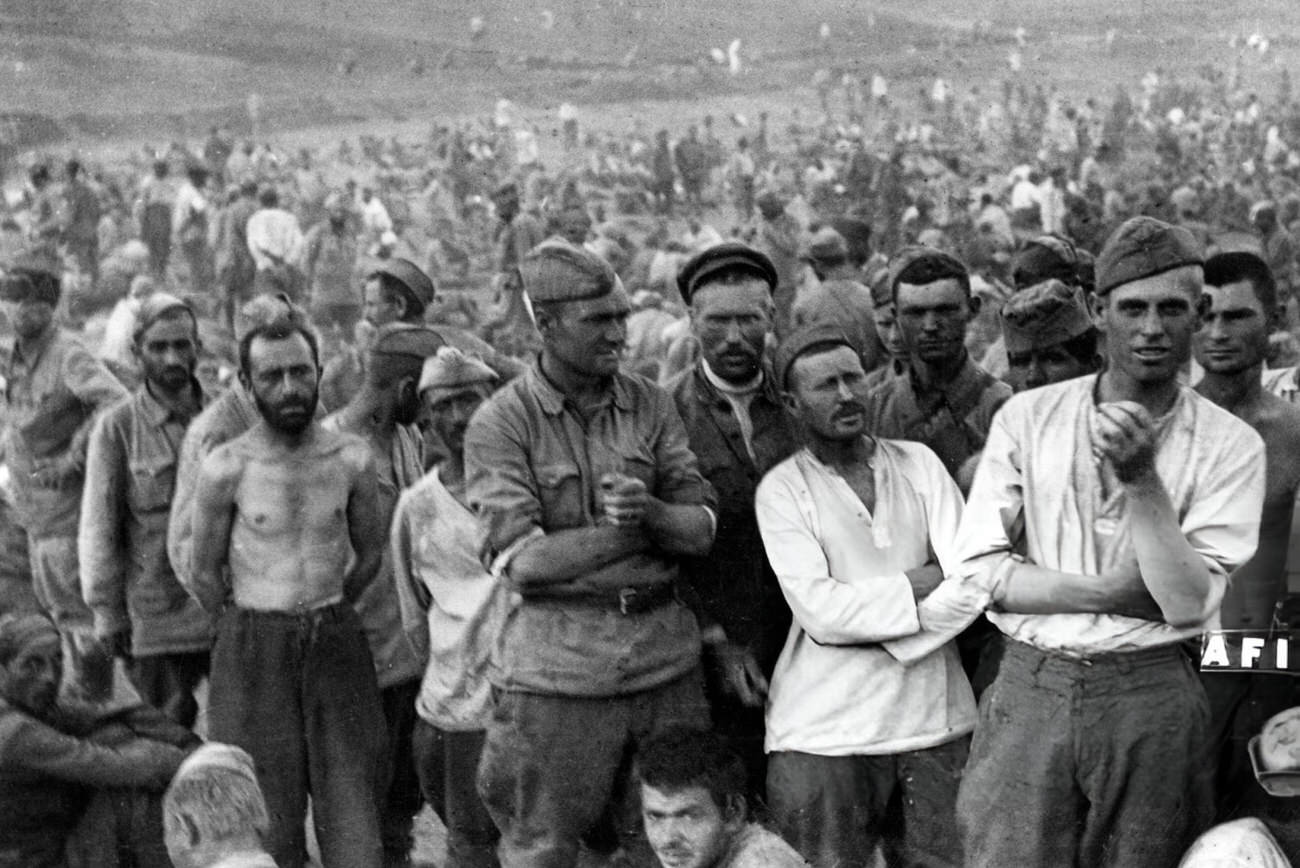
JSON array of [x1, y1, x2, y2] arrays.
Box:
[[1, 0, 1299, 866]]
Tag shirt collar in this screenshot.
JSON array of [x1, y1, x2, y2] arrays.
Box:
[[139, 379, 207, 427], [694, 359, 780, 406], [905, 351, 983, 403], [526, 359, 631, 416]]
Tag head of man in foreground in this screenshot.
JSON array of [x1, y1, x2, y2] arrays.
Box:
[[637, 728, 749, 868], [163, 743, 274, 868]]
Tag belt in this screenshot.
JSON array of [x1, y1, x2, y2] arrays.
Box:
[[525, 582, 678, 616]]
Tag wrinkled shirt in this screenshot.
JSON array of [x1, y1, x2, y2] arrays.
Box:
[[890, 376, 1265, 662], [3, 329, 129, 538], [392, 468, 509, 730], [863, 353, 1011, 478], [80, 385, 210, 656], [465, 364, 714, 697], [756, 442, 974, 755]]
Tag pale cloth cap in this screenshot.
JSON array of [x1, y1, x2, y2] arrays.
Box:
[[418, 345, 498, 395]]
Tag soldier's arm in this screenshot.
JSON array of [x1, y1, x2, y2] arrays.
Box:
[[189, 446, 242, 615], [342, 443, 384, 604], [78, 412, 130, 645]]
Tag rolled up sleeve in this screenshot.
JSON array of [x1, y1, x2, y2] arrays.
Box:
[[78, 412, 129, 636], [465, 399, 543, 571]]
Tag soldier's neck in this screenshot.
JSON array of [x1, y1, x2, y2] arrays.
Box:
[[1195, 363, 1263, 416]]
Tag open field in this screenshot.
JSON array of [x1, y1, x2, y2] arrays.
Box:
[[2, 0, 1299, 157]]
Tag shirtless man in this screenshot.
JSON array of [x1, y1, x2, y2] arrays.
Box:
[[1194, 250, 1300, 824], [190, 319, 386, 868]]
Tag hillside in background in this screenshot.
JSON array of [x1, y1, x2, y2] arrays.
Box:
[[1, 0, 1298, 150]]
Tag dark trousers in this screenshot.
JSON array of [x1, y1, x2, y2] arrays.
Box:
[[702, 661, 768, 808], [476, 669, 710, 868], [65, 787, 170, 868], [413, 721, 499, 868], [128, 651, 209, 729], [379, 679, 424, 867], [958, 639, 1211, 868], [767, 740, 967, 868], [208, 603, 385, 868]]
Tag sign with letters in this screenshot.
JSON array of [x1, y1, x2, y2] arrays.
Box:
[[1200, 630, 1300, 674]]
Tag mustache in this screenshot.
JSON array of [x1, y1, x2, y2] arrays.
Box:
[[832, 402, 865, 420]]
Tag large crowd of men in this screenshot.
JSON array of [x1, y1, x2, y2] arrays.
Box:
[[5, 54, 1300, 868]]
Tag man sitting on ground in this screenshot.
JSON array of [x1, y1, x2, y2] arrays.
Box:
[[637, 727, 808, 868], [0, 611, 198, 868]]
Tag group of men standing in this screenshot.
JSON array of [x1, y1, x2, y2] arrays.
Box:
[[0, 204, 1295, 868]]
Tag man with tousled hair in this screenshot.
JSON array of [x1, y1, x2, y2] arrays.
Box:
[[863, 246, 1011, 479], [636, 727, 806, 868]]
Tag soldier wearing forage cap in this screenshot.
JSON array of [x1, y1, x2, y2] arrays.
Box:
[[862, 246, 1011, 479], [465, 239, 716, 868], [393, 347, 505, 868], [979, 234, 1090, 381], [325, 323, 446, 868], [1193, 250, 1300, 824], [755, 324, 970, 868], [666, 243, 798, 802], [999, 278, 1100, 393], [361, 256, 523, 380], [0, 253, 128, 642], [80, 295, 211, 727], [886, 216, 1267, 867]]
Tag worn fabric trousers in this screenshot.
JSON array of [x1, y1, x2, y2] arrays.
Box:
[[208, 603, 386, 868], [413, 721, 499, 868], [65, 787, 170, 868], [476, 668, 711, 868], [128, 651, 209, 729], [958, 639, 1212, 868], [379, 678, 425, 867], [767, 739, 967, 868]]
